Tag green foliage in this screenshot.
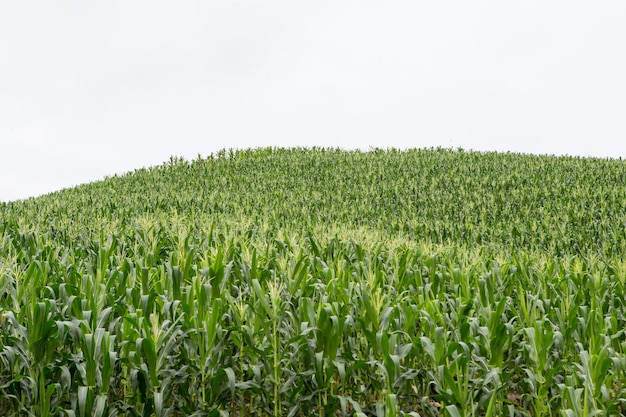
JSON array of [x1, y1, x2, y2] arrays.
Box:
[[1, 147, 626, 415]]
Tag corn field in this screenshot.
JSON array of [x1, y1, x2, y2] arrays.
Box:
[[1, 147, 626, 416]]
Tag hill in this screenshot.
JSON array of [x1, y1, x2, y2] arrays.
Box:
[[1, 147, 626, 416]]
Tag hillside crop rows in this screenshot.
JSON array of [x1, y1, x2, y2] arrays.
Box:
[[1, 147, 626, 416]]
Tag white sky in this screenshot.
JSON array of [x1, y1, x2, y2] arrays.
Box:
[[1, 1, 626, 202]]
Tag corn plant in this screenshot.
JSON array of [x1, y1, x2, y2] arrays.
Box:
[[1, 147, 626, 415]]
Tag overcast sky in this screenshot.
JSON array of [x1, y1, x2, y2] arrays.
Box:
[[2, 1, 626, 202]]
